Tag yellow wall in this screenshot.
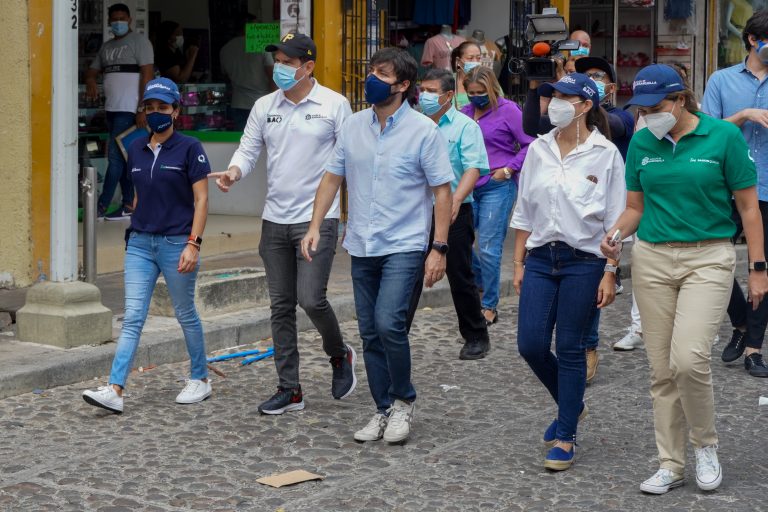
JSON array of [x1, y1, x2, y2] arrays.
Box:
[[0, 0, 34, 288], [313, 0, 343, 91]]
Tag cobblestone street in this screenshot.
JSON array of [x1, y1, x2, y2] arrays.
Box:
[[1, 282, 767, 511]]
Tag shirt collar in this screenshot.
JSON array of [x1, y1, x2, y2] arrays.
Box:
[[277, 79, 323, 106], [541, 126, 611, 152], [369, 99, 412, 127], [438, 106, 458, 126], [143, 130, 181, 151]]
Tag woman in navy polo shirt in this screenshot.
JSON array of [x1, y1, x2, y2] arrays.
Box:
[[83, 77, 212, 414]]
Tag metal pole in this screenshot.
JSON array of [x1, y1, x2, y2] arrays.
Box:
[[50, 0, 79, 282], [81, 167, 97, 284]]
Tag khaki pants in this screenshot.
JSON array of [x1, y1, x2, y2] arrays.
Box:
[[632, 240, 735, 474]]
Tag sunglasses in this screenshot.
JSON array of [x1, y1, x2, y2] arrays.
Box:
[[586, 71, 608, 80]]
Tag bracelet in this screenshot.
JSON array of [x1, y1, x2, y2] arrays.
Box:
[[513, 259, 525, 265], [186, 241, 201, 249]]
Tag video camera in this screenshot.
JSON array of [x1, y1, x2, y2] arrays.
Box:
[[523, 11, 581, 81]]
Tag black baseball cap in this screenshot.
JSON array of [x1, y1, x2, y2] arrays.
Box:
[[574, 57, 616, 83], [265, 33, 316, 61]]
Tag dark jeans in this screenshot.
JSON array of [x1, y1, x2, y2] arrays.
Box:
[[259, 219, 346, 389], [726, 200, 768, 349], [351, 251, 423, 413], [98, 111, 136, 211], [517, 242, 605, 442], [584, 308, 600, 350], [406, 203, 488, 342]]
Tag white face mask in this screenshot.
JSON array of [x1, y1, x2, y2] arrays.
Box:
[[635, 114, 647, 131], [175, 35, 184, 49], [643, 101, 680, 140], [548, 97, 584, 128]]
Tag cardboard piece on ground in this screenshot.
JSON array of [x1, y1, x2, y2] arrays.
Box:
[[257, 470, 324, 488]]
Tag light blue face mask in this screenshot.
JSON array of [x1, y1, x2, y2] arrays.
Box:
[[571, 47, 589, 57], [595, 81, 606, 101], [463, 61, 481, 74], [419, 92, 448, 115], [110, 21, 129, 37], [272, 62, 306, 91]]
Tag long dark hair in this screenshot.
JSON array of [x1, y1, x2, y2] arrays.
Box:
[[589, 106, 612, 140], [451, 41, 481, 73]]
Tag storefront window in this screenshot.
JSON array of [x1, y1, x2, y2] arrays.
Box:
[[717, 0, 767, 69]]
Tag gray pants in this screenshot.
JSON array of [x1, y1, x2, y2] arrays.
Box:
[[259, 218, 346, 389]]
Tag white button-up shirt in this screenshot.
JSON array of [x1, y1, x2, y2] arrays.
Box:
[[510, 128, 626, 257], [229, 80, 352, 224]]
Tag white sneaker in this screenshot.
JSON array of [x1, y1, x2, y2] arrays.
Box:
[[383, 399, 415, 443], [640, 468, 684, 494], [695, 445, 723, 491], [82, 385, 124, 414], [354, 412, 388, 442], [613, 329, 644, 351], [175, 379, 212, 404]]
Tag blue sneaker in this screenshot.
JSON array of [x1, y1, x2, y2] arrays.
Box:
[[543, 404, 588, 448], [544, 444, 575, 471]]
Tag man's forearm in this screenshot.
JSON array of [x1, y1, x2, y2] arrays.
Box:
[[725, 110, 749, 126], [432, 183, 452, 242], [309, 172, 344, 230]]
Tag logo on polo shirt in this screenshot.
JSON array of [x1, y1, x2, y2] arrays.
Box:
[[267, 114, 283, 123], [641, 156, 664, 166], [160, 164, 183, 170], [131, 167, 142, 173], [690, 158, 720, 165], [305, 114, 327, 120], [198, 154, 206, 163]]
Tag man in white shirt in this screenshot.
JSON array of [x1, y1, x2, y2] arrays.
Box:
[[85, 2, 154, 221], [210, 33, 356, 415]]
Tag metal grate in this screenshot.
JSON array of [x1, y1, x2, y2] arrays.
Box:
[[342, 0, 390, 112]]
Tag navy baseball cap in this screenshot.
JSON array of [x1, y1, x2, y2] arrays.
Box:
[[266, 32, 317, 61], [143, 77, 181, 104], [538, 73, 599, 110], [624, 64, 685, 109], [574, 57, 616, 83]]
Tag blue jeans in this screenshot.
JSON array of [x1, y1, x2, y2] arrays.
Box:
[[472, 178, 517, 310], [109, 232, 207, 387], [351, 252, 423, 413], [584, 308, 600, 350], [98, 111, 136, 212], [517, 242, 605, 442]]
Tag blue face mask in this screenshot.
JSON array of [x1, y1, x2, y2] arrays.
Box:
[[463, 61, 481, 74], [110, 21, 129, 37], [469, 94, 490, 109], [147, 112, 174, 133], [571, 47, 589, 57], [272, 62, 306, 91], [595, 81, 606, 101], [419, 92, 447, 115], [365, 74, 396, 105]]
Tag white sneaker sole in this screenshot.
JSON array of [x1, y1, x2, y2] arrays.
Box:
[[640, 478, 684, 494], [259, 401, 305, 415], [336, 344, 358, 400], [696, 468, 723, 491], [82, 393, 123, 414], [354, 431, 384, 442], [175, 390, 212, 404], [383, 429, 410, 443]]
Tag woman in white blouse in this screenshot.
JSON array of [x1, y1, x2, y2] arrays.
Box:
[[510, 73, 626, 471]]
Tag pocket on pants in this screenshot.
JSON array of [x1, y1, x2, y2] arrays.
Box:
[[163, 235, 188, 246]]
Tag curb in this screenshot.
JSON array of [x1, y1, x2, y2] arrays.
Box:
[[0, 277, 510, 400]]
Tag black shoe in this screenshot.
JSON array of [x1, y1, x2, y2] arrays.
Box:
[[459, 339, 490, 360], [721, 329, 747, 362], [258, 387, 305, 415], [745, 353, 768, 377], [330, 343, 357, 399]]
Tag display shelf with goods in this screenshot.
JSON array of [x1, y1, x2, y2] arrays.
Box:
[[177, 83, 228, 131], [615, 4, 656, 103]]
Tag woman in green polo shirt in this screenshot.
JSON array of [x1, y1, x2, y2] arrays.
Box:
[[602, 64, 768, 495]]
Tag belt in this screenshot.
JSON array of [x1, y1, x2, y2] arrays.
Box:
[[658, 238, 730, 248]]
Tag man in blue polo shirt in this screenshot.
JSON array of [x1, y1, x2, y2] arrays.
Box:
[[703, 10, 768, 378], [406, 68, 492, 361], [301, 48, 453, 444]]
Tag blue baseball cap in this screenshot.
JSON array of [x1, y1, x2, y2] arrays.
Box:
[[538, 73, 599, 110], [624, 64, 685, 109], [143, 77, 181, 104]]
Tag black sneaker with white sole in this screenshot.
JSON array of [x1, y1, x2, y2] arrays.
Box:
[[258, 387, 304, 415], [330, 344, 357, 399]]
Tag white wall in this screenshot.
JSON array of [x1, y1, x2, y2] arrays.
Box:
[[203, 142, 267, 216]]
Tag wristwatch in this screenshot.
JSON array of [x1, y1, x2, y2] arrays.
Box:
[[604, 263, 618, 274], [188, 235, 203, 246], [432, 241, 449, 255], [502, 167, 512, 180], [749, 261, 767, 272]]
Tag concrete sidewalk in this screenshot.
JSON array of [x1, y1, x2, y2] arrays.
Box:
[[0, 239, 744, 400]]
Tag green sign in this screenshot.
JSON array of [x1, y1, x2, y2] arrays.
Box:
[[246, 23, 280, 53]]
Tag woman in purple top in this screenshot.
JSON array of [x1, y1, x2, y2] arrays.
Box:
[[461, 66, 534, 325]]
